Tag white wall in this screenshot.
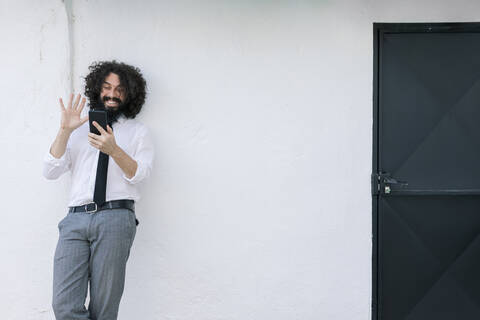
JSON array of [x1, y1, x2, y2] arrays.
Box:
[[0, 1, 71, 319], [3, 0, 480, 319]]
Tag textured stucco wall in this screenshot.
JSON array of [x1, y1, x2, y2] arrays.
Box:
[[0, 1, 70, 319], [3, 0, 480, 319], [69, 2, 372, 319]]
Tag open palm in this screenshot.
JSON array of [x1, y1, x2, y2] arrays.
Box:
[[59, 93, 89, 132]]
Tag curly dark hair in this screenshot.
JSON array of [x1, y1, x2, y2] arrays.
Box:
[[84, 60, 147, 119]]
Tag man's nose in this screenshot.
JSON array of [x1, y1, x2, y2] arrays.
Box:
[[107, 89, 119, 98]]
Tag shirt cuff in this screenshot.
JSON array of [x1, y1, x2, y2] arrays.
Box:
[[122, 160, 147, 185], [44, 150, 68, 167]]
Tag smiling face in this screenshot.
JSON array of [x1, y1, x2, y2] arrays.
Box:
[[100, 72, 126, 109]]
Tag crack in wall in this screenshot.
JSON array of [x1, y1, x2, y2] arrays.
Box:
[[63, 0, 74, 92]]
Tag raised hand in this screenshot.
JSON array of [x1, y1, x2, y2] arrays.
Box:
[[59, 93, 88, 133]]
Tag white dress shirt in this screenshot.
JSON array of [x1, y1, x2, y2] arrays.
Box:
[[42, 114, 154, 207]]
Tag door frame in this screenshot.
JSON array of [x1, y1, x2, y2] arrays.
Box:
[[372, 22, 480, 320]]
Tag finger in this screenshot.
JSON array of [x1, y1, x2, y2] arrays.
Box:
[[92, 121, 107, 134], [89, 140, 100, 149], [107, 125, 113, 133], [88, 132, 100, 139], [59, 98, 66, 112], [73, 94, 81, 109], [92, 142, 102, 150], [77, 97, 86, 112], [68, 93, 74, 109], [88, 137, 100, 147]]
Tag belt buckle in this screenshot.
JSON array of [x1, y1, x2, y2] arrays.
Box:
[[85, 202, 98, 213]]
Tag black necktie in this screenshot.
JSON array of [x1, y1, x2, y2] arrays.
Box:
[[93, 121, 112, 206]]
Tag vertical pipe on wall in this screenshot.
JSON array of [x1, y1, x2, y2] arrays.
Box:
[[63, 0, 74, 92]]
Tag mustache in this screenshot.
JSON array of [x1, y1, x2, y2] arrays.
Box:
[[102, 96, 122, 104]]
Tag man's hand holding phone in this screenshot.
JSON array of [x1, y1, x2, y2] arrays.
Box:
[[88, 121, 119, 157]]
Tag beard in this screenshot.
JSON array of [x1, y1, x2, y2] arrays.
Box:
[[92, 96, 126, 125]]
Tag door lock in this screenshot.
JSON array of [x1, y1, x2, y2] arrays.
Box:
[[385, 185, 391, 194]]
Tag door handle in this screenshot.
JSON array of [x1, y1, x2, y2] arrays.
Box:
[[372, 172, 408, 194]]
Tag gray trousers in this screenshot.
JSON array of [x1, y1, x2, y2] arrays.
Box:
[[52, 208, 137, 320]]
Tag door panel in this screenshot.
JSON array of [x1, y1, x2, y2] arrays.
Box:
[[374, 23, 480, 320], [380, 196, 480, 319]]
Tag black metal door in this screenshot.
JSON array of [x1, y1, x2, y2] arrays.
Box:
[[373, 23, 480, 320]]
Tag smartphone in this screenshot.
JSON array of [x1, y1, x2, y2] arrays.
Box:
[[89, 110, 108, 135]]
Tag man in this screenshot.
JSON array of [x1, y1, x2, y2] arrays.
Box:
[[43, 60, 154, 320]]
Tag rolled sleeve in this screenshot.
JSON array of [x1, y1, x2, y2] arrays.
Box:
[[42, 148, 71, 180], [122, 126, 154, 185]]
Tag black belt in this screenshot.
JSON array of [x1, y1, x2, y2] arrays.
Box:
[[68, 199, 138, 225]]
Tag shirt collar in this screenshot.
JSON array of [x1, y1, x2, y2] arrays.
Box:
[[116, 114, 127, 124]]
